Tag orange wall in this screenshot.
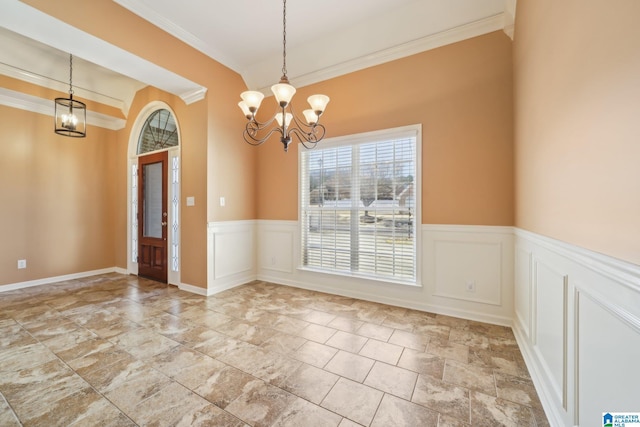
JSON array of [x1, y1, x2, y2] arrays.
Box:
[[24, 0, 256, 288], [514, 0, 640, 265], [257, 31, 514, 225], [22, 0, 255, 219], [0, 102, 117, 287]]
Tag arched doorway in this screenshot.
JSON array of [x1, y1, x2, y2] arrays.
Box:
[[127, 102, 181, 285]]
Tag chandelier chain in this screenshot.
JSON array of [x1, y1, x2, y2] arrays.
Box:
[[69, 54, 74, 96], [282, 0, 287, 78]]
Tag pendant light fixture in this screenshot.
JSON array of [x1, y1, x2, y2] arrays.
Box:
[[54, 54, 86, 138], [238, 0, 330, 152]]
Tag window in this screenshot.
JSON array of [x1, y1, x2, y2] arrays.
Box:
[[137, 109, 179, 155], [300, 125, 420, 284]]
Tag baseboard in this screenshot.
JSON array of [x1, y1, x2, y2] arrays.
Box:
[[205, 282, 243, 297], [0, 267, 121, 292], [178, 282, 209, 296], [257, 272, 513, 326], [512, 317, 562, 427]]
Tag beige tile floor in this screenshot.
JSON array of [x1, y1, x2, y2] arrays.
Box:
[[0, 273, 549, 426]]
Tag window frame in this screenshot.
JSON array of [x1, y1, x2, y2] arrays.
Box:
[[298, 124, 422, 287]]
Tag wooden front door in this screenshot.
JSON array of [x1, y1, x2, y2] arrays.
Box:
[[138, 151, 168, 283]]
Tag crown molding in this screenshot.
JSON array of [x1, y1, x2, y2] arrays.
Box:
[[503, 23, 515, 40], [0, 62, 127, 113], [503, 0, 517, 40], [256, 13, 507, 93], [0, 87, 126, 130], [180, 86, 207, 105], [113, 1, 512, 93]]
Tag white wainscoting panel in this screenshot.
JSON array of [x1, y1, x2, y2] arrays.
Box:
[[424, 225, 514, 325], [514, 245, 532, 339], [432, 240, 502, 305], [207, 221, 256, 295], [576, 287, 640, 426], [513, 229, 640, 427], [532, 258, 567, 406], [258, 221, 295, 274], [257, 221, 514, 326]]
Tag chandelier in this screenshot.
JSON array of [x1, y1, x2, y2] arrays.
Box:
[[238, 0, 330, 152], [54, 54, 86, 138]]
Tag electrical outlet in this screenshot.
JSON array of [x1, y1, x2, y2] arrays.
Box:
[[271, 256, 276, 266], [466, 280, 476, 292], [17, 259, 27, 269]]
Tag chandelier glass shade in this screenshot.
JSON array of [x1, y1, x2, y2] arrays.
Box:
[[54, 54, 86, 138], [238, 0, 330, 152]]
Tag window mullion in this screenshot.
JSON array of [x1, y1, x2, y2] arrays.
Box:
[[351, 145, 360, 272], [301, 154, 309, 266]]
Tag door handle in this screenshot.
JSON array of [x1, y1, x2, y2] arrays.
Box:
[[161, 222, 168, 226]]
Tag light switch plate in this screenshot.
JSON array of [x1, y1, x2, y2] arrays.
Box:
[[186, 196, 195, 206]]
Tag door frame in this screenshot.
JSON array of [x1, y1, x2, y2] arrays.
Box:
[[127, 101, 181, 286]]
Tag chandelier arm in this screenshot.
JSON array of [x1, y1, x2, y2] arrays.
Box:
[[288, 125, 326, 149], [287, 127, 313, 144], [243, 122, 283, 146], [311, 123, 326, 141], [288, 101, 325, 132], [288, 103, 327, 143], [288, 107, 317, 132], [247, 109, 279, 131]]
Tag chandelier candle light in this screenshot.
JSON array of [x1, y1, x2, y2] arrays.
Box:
[[238, 0, 330, 152], [54, 53, 86, 138]]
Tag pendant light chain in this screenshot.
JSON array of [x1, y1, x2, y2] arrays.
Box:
[[281, 0, 287, 78], [69, 54, 74, 97]]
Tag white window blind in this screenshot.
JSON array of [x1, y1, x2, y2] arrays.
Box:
[[300, 126, 419, 283]]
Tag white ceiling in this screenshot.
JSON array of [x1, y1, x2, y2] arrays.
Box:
[[0, 0, 514, 123], [114, 0, 510, 90]]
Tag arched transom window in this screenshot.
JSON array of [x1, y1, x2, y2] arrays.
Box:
[[137, 109, 179, 154]]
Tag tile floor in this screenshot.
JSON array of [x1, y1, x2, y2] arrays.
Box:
[[0, 273, 549, 426]]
